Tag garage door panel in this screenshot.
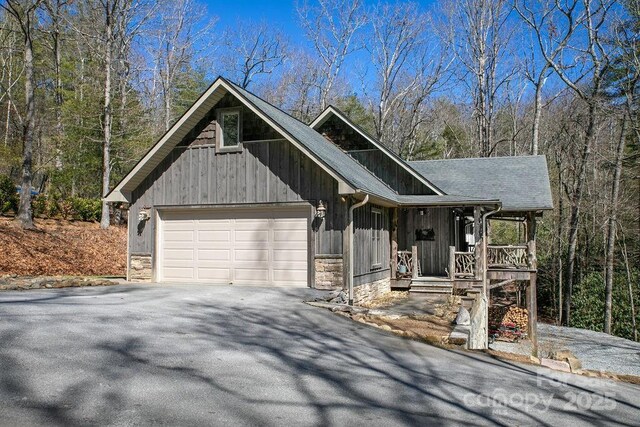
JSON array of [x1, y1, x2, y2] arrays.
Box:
[[234, 268, 269, 281], [163, 221, 195, 231], [273, 269, 307, 283], [197, 268, 232, 281], [198, 249, 231, 261], [235, 249, 269, 261], [163, 267, 195, 279], [273, 249, 307, 262], [163, 249, 194, 261], [163, 230, 194, 242], [160, 208, 308, 286], [235, 230, 269, 242], [197, 230, 231, 242]]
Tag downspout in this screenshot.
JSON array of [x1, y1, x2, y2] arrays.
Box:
[[478, 204, 501, 350], [482, 204, 502, 295], [348, 194, 369, 305]]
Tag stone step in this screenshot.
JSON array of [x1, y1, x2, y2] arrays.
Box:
[[410, 283, 453, 289], [410, 287, 453, 294]]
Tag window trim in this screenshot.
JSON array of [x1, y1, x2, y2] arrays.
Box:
[[371, 207, 383, 269], [216, 106, 243, 153]]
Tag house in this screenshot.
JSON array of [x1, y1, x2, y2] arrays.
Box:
[[105, 77, 552, 326]]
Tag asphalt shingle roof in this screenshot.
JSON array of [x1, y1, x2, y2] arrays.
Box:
[[226, 80, 399, 202], [409, 156, 554, 211]]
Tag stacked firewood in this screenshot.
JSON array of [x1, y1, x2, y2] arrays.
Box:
[[489, 306, 528, 330]]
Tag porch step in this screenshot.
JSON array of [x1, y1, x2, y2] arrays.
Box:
[[410, 281, 454, 295]]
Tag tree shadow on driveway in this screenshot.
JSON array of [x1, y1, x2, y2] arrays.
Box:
[[0, 284, 639, 426]]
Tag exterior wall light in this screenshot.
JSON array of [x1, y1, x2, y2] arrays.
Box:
[[138, 208, 151, 222], [315, 200, 327, 219]]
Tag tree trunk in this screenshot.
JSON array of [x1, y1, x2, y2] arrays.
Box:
[[556, 163, 564, 324], [100, 0, 114, 229], [16, 12, 36, 230], [621, 238, 637, 341], [563, 103, 596, 326], [531, 80, 543, 155], [604, 117, 626, 334]]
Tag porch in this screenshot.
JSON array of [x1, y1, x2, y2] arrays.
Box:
[[389, 205, 539, 353], [391, 244, 535, 296]]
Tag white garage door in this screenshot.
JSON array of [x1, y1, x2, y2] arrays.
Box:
[[158, 208, 309, 286]]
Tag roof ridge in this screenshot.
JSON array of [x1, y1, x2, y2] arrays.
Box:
[[410, 155, 544, 163], [222, 77, 313, 128]]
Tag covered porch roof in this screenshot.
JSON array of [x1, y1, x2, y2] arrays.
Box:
[[409, 156, 553, 212], [396, 195, 499, 207]]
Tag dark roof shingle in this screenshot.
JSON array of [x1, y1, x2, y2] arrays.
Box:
[[409, 156, 554, 211]]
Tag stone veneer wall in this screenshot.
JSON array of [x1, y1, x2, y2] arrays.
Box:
[[130, 254, 152, 282], [314, 256, 344, 290], [353, 276, 391, 304]]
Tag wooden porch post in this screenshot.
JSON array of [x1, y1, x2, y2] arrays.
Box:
[[391, 208, 398, 280], [411, 245, 418, 279], [342, 199, 351, 292], [474, 207, 484, 282], [526, 212, 538, 356], [449, 246, 456, 280], [473, 206, 482, 244], [527, 272, 538, 357]]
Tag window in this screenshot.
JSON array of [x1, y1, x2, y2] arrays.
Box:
[[216, 107, 242, 151], [371, 208, 383, 268]]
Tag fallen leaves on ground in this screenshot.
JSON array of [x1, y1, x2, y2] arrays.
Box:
[[0, 216, 126, 277], [358, 290, 409, 308]]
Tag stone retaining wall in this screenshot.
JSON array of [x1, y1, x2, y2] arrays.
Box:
[[130, 254, 152, 282], [353, 276, 391, 304], [0, 276, 119, 291], [314, 256, 343, 290]]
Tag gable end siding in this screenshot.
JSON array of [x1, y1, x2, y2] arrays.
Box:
[[129, 109, 345, 263], [349, 150, 435, 195]]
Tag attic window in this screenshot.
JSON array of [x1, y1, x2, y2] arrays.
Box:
[[216, 107, 242, 152]]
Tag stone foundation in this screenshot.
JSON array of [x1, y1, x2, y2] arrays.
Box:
[[129, 254, 152, 282], [314, 256, 344, 290], [353, 276, 391, 304]]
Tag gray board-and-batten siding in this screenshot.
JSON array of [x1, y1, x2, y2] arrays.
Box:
[[129, 98, 389, 287]]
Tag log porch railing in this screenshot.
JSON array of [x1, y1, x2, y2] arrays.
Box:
[[448, 244, 533, 279], [449, 247, 475, 279], [396, 246, 420, 279], [486, 245, 529, 269]]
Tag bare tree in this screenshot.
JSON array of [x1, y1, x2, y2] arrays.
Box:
[[144, 0, 216, 132], [515, 1, 576, 155], [1, 0, 43, 229], [221, 21, 288, 89], [521, 0, 616, 326], [364, 2, 450, 153], [441, 0, 516, 157], [297, 0, 366, 109], [602, 2, 640, 334], [42, 0, 69, 172], [0, 13, 23, 148], [262, 49, 326, 122]]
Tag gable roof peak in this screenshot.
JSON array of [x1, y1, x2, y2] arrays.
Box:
[[309, 104, 445, 196]]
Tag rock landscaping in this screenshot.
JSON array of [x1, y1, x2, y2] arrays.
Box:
[[308, 290, 640, 384], [308, 291, 462, 348], [0, 275, 121, 291]]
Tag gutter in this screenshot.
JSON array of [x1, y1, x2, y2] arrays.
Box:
[[348, 194, 369, 305]]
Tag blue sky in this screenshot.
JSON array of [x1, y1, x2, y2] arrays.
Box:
[[203, 0, 438, 34], [204, 0, 299, 29]]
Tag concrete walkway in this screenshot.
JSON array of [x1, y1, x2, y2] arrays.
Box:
[[0, 284, 638, 426]]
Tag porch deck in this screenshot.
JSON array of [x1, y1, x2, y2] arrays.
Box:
[[392, 245, 535, 296]]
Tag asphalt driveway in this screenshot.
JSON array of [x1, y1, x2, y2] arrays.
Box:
[[0, 284, 638, 426]]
